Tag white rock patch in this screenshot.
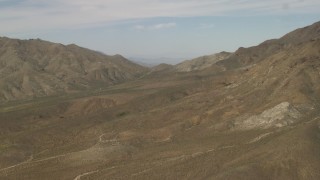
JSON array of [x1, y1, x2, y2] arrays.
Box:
[[234, 102, 301, 130]]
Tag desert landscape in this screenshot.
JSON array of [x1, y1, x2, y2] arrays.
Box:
[[0, 21, 319, 179]]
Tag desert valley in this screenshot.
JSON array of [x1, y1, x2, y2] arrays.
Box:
[[0, 21, 320, 180]]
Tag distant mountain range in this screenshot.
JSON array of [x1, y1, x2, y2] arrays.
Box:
[[129, 56, 186, 66], [175, 51, 232, 72], [1, 21, 319, 103], [0, 38, 148, 101]]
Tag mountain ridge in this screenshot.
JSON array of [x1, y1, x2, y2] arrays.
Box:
[[175, 51, 232, 72], [0, 37, 148, 101], [217, 21, 320, 69]]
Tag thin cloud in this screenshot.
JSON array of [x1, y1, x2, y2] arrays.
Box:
[[150, 23, 176, 30], [134, 23, 176, 30], [199, 23, 215, 29], [1, 0, 320, 33], [133, 25, 146, 30]]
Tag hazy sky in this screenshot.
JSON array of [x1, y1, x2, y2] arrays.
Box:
[[1, 0, 320, 64]]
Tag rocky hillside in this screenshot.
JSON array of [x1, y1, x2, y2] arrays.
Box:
[[0, 38, 148, 101], [218, 21, 320, 69], [175, 51, 232, 72]]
